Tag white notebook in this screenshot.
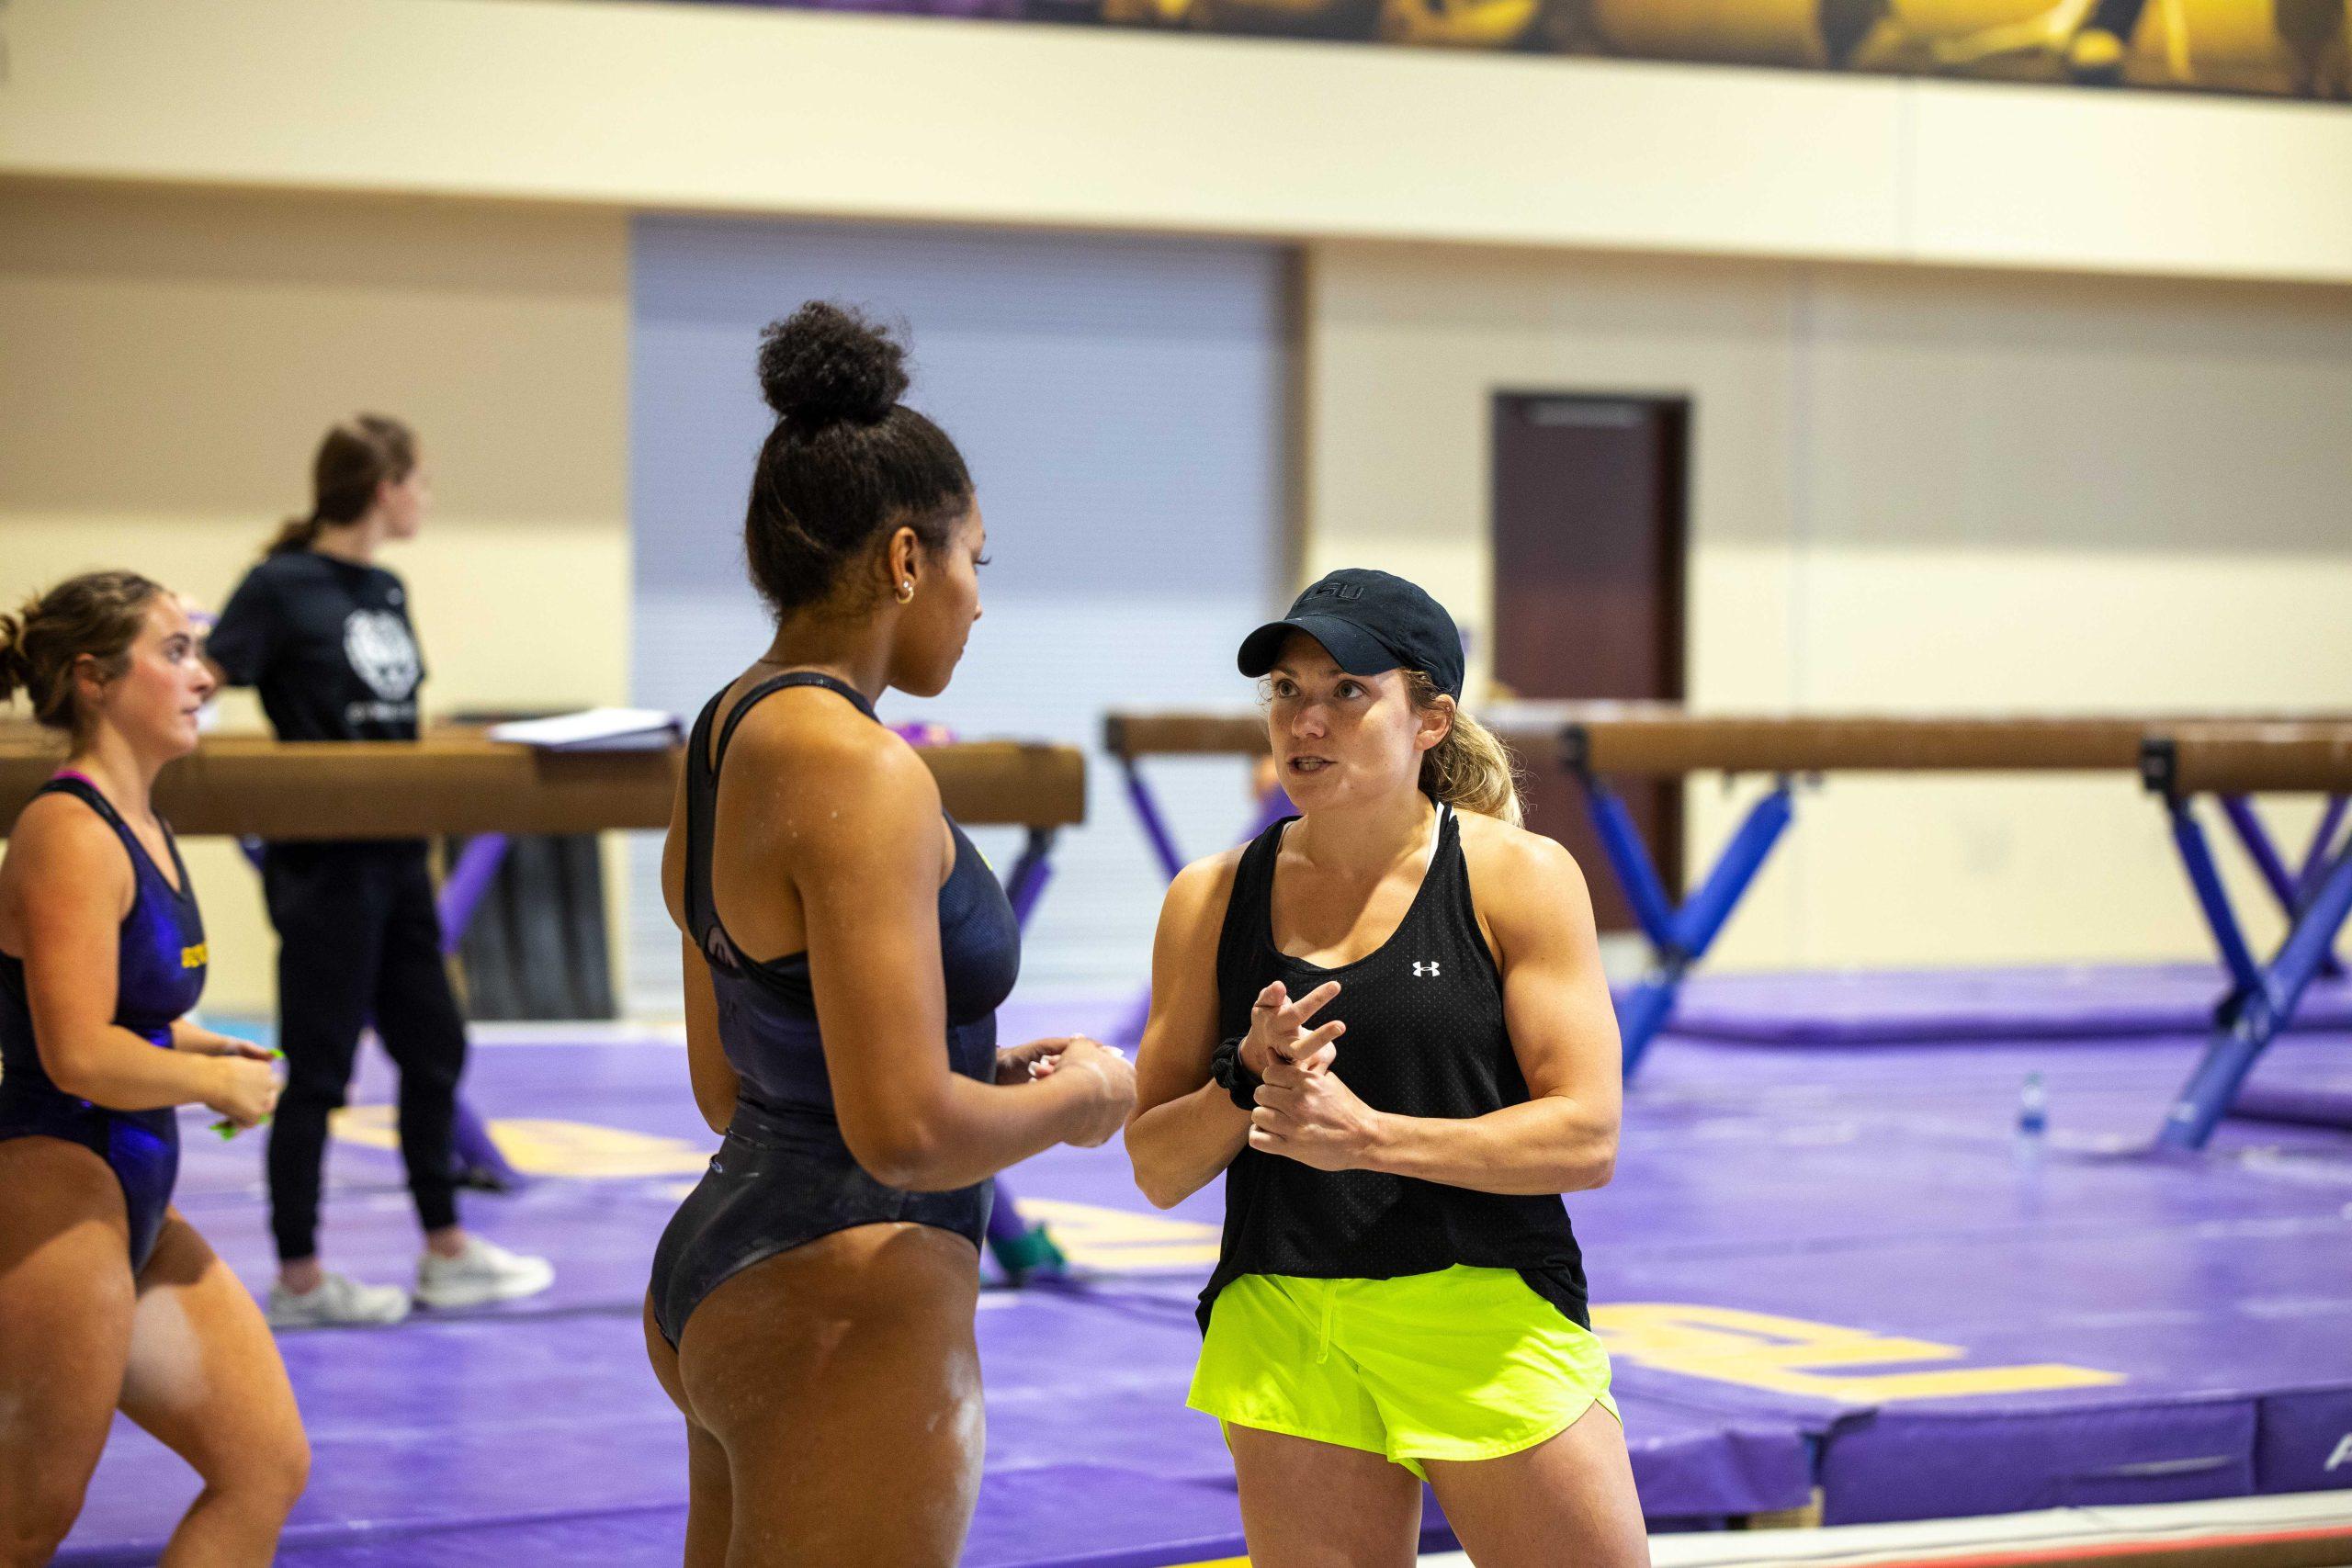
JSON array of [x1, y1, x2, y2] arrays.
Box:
[[483, 708, 683, 751]]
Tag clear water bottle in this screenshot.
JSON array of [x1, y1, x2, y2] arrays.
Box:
[[2018, 1071, 2048, 1138]]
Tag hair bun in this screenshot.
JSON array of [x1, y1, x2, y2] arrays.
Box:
[[757, 301, 910, 428], [0, 611, 26, 704]]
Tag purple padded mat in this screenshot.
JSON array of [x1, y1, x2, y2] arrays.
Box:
[[2231, 1082, 2352, 1129], [1660, 964, 2352, 1044], [52, 987, 2352, 1562]]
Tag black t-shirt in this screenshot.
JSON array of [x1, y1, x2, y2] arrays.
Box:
[[208, 551, 426, 742]]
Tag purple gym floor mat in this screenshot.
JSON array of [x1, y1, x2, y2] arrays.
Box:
[[53, 986, 2352, 1564], [2232, 1081, 2352, 1130], [1662, 964, 2352, 1045]]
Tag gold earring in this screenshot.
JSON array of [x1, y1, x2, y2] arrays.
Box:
[[897, 580, 914, 604]]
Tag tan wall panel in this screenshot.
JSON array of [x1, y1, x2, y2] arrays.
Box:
[[1788, 546, 2352, 966], [1906, 84, 2352, 283], [1303, 243, 1815, 964], [1304, 243, 2352, 969], [0, 186, 631, 1013]]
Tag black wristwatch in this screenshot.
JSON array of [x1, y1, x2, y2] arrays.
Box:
[[1210, 1034, 1261, 1111]]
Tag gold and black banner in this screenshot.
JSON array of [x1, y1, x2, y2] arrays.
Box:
[[706, 0, 2351, 101]]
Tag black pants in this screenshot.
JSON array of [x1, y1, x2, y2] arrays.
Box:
[[262, 841, 466, 1262]]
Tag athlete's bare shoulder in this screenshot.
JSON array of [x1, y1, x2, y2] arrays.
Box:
[[0, 790, 135, 916], [1164, 843, 1247, 929], [719, 681, 941, 819], [1176, 842, 1248, 892], [8, 788, 126, 862], [1454, 808, 1593, 948]]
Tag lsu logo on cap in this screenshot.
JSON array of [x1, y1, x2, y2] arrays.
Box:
[[181, 942, 208, 970]]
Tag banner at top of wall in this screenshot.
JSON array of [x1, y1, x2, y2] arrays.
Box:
[[671, 0, 2349, 102]]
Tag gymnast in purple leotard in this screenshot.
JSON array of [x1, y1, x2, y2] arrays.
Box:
[[0, 571, 309, 1566]]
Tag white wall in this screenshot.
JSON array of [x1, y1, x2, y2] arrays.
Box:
[[6, 0, 2350, 285], [1305, 244, 2352, 969]]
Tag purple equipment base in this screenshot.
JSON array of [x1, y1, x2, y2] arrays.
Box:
[[57, 982, 2352, 1565]]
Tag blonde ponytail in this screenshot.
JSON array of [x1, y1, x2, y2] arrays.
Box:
[[1407, 670, 1522, 827]]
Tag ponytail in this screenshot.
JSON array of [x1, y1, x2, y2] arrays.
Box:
[[262, 413, 417, 557], [265, 511, 325, 556], [1407, 670, 1523, 828]]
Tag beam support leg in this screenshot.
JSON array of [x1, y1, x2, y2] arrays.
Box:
[[1586, 778, 1795, 1080], [2158, 805, 2352, 1151]]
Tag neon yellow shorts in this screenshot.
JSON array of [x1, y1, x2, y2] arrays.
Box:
[[1187, 1265, 1618, 1481]]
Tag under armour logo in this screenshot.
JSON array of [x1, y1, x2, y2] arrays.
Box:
[[1412, 962, 1441, 978]]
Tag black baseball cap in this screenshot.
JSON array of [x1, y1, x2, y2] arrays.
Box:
[[1237, 569, 1465, 701]]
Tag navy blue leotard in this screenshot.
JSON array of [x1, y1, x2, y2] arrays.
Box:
[[0, 774, 208, 1274], [649, 672, 1021, 1348]]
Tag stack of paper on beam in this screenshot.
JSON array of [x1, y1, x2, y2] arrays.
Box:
[[484, 708, 681, 750]]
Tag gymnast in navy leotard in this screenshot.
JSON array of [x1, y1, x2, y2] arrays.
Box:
[[0, 770, 205, 1272], [647, 671, 1019, 1348], [639, 303, 1136, 1568], [0, 571, 308, 1564]]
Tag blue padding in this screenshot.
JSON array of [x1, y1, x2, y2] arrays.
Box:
[[1588, 783, 1678, 951]]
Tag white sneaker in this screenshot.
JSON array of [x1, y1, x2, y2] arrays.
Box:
[[414, 1235, 555, 1310], [267, 1271, 413, 1330]]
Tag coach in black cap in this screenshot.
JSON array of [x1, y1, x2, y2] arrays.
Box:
[[1237, 568, 1465, 701], [1128, 568, 1641, 1564]]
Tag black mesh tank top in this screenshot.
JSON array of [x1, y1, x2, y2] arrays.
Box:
[[1199, 800, 1591, 1331]]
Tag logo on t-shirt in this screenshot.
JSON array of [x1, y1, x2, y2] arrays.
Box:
[[1412, 961, 1441, 978], [343, 610, 421, 703]]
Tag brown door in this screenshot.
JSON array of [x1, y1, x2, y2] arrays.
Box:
[[1490, 394, 1688, 932]]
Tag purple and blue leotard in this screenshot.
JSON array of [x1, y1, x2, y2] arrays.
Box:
[[0, 773, 208, 1273]]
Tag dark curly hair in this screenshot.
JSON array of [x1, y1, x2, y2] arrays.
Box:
[[744, 302, 974, 619], [0, 570, 168, 734]]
